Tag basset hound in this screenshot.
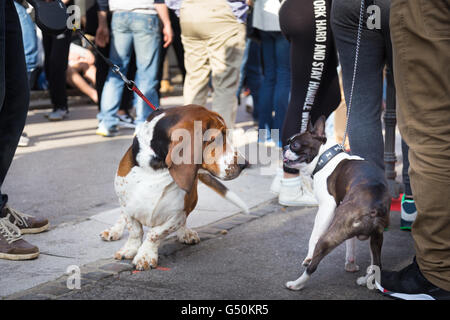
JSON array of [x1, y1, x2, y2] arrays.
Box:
[[100, 105, 249, 270]]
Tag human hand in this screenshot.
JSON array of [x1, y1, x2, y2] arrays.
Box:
[[162, 24, 173, 48], [95, 11, 109, 48]]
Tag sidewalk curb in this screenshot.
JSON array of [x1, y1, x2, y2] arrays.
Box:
[[4, 199, 315, 300]]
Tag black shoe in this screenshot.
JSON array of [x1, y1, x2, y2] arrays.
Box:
[[377, 257, 450, 300]]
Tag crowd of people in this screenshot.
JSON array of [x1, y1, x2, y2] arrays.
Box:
[[0, 0, 449, 299]]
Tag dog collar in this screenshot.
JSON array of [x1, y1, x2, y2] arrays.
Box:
[[312, 144, 345, 176]]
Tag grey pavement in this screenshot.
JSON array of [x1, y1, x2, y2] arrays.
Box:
[[0, 93, 410, 300]]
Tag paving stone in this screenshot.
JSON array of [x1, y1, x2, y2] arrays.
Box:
[[99, 262, 134, 273], [80, 271, 113, 282], [34, 285, 73, 297]]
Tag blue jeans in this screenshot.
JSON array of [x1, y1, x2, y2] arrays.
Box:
[[258, 31, 290, 144], [237, 38, 263, 120], [98, 12, 161, 130]]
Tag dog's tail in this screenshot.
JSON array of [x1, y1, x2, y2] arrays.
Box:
[[198, 173, 249, 214]]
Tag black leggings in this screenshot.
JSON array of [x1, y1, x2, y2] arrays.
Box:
[[279, 0, 340, 147], [43, 29, 72, 111], [0, 0, 30, 210]]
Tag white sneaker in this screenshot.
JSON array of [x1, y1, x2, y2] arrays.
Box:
[[270, 168, 283, 195], [278, 175, 318, 207], [18, 133, 30, 147], [47, 108, 68, 121]]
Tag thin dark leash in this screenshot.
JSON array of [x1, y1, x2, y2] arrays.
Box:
[[339, 0, 365, 151], [73, 27, 159, 111]]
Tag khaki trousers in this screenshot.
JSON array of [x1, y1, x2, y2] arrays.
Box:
[[390, 0, 450, 290], [180, 0, 246, 128]]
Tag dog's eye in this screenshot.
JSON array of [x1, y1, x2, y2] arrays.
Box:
[[210, 136, 216, 142], [291, 141, 301, 151]]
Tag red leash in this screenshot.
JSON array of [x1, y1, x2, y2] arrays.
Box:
[[74, 28, 158, 111]]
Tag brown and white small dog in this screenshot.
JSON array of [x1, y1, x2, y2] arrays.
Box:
[[100, 105, 248, 270], [283, 116, 390, 290]]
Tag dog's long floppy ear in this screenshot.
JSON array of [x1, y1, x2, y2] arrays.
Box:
[[312, 116, 327, 141], [165, 129, 199, 193]]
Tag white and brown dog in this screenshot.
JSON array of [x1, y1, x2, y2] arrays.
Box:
[[283, 116, 390, 290], [101, 105, 248, 270]]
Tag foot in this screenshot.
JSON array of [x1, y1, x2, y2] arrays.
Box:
[[0, 217, 40, 260], [18, 133, 30, 147], [117, 112, 136, 129], [96, 126, 116, 137], [345, 260, 360, 273], [132, 249, 158, 271], [177, 227, 200, 245], [2, 205, 49, 234], [160, 80, 174, 94], [47, 108, 69, 121], [377, 257, 450, 300], [400, 194, 417, 230], [100, 228, 122, 241], [269, 168, 283, 195], [278, 175, 318, 207]]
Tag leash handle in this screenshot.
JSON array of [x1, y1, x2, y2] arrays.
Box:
[[339, 0, 365, 151]]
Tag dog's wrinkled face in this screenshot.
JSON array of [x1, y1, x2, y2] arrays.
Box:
[[283, 116, 327, 169]]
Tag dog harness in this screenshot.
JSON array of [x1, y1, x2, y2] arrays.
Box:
[[312, 144, 345, 176]]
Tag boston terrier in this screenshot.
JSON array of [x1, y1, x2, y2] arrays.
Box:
[[283, 116, 390, 290]]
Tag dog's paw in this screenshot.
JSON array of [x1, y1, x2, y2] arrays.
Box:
[[302, 258, 311, 267], [132, 253, 158, 271], [345, 261, 360, 273], [177, 228, 200, 245], [100, 229, 122, 241], [286, 280, 305, 291], [114, 247, 138, 260]]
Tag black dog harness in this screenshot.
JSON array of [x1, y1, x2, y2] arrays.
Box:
[[312, 144, 345, 176]]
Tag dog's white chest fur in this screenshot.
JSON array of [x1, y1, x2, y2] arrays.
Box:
[[115, 167, 185, 227], [115, 113, 186, 228]]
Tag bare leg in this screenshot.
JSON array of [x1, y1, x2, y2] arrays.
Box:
[[66, 67, 98, 103]]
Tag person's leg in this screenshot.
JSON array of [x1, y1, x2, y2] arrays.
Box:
[[207, 3, 245, 128], [258, 31, 276, 137], [169, 9, 186, 79], [0, 0, 29, 207], [272, 32, 291, 145], [388, 0, 450, 293], [179, 2, 211, 109], [400, 139, 417, 230], [244, 39, 263, 120], [236, 38, 250, 105], [131, 13, 161, 128], [0, 0, 46, 261], [66, 66, 98, 103], [98, 12, 133, 132], [46, 30, 72, 112], [331, 0, 386, 172]]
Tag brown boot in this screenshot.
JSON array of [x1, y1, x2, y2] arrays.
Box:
[[2, 205, 49, 234], [0, 217, 40, 260]]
